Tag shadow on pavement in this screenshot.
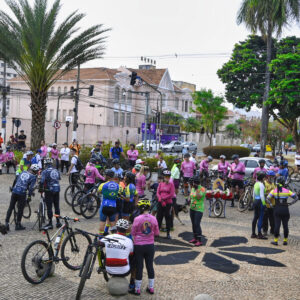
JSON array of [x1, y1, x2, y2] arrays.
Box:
[[210, 236, 248, 248], [202, 253, 240, 274], [155, 251, 200, 265], [219, 246, 285, 255]]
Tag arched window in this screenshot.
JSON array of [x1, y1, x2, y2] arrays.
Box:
[[115, 86, 120, 103], [127, 91, 132, 105], [50, 87, 55, 96], [121, 89, 126, 103], [64, 86, 67, 94], [58, 86, 61, 95]]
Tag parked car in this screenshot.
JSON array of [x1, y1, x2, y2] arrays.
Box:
[[252, 144, 272, 152], [240, 144, 253, 151], [182, 142, 197, 152], [136, 140, 163, 152], [162, 140, 183, 152]]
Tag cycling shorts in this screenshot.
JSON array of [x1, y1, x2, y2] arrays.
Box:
[[231, 179, 244, 189], [173, 179, 180, 189], [183, 177, 192, 186], [99, 205, 117, 222]]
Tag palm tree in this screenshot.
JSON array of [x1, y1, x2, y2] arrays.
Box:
[[0, 0, 110, 149], [237, 0, 300, 157]]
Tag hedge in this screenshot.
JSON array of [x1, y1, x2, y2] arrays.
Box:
[[203, 146, 250, 159], [140, 155, 178, 172]]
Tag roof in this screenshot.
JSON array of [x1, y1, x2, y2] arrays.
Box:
[[129, 68, 166, 86]]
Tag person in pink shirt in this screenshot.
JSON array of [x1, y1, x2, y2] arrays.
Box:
[[253, 159, 268, 181], [218, 155, 230, 179], [40, 140, 48, 169], [0, 148, 6, 175], [136, 166, 147, 197], [4, 146, 16, 174], [131, 199, 159, 296], [229, 154, 246, 207], [84, 158, 104, 191], [51, 143, 60, 170], [199, 156, 213, 175], [127, 144, 139, 168], [156, 170, 175, 239], [181, 153, 196, 202]]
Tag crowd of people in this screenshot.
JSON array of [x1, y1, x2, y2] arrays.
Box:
[[0, 137, 299, 296]]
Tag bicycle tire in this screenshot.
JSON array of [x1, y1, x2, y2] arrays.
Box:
[[23, 201, 31, 219], [64, 184, 82, 206], [76, 252, 93, 300], [61, 231, 92, 271], [212, 199, 223, 217], [80, 194, 100, 219], [238, 189, 251, 212], [71, 191, 86, 215], [99, 249, 110, 282], [21, 240, 54, 284]]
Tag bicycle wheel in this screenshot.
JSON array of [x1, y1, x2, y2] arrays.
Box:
[[61, 231, 92, 270], [38, 202, 46, 231], [21, 240, 54, 284], [99, 249, 110, 282], [146, 170, 152, 181], [71, 191, 86, 215], [64, 184, 82, 206], [23, 201, 31, 219], [290, 172, 300, 189], [80, 194, 100, 219], [76, 252, 93, 300], [212, 199, 223, 217], [238, 189, 251, 212]]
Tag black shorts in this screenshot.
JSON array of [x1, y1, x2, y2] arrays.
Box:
[[183, 177, 192, 184], [231, 179, 244, 189]]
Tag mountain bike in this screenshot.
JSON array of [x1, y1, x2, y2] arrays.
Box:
[[74, 228, 119, 300], [79, 192, 101, 219], [238, 178, 254, 212], [21, 215, 92, 284], [12, 195, 32, 225], [64, 182, 84, 206]]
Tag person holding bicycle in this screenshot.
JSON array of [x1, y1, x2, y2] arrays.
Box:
[[67, 148, 80, 185], [267, 176, 298, 246], [131, 199, 159, 296], [181, 153, 196, 204], [218, 155, 230, 179], [121, 172, 138, 220], [98, 169, 122, 236], [5, 164, 39, 231], [229, 154, 245, 207], [84, 158, 105, 191], [199, 156, 213, 188], [253, 159, 267, 181]]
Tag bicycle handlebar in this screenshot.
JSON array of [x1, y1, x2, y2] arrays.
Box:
[[54, 214, 79, 222], [75, 228, 119, 243]]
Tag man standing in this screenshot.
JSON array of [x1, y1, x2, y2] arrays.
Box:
[[60, 142, 70, 173], [109, 141, 126, 160], [67, 148, 80, 185], [17, 130, 27, 150]]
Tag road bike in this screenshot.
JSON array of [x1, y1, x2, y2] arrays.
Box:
[[21, 215, 92, 284], [74, 228, 119, 300]]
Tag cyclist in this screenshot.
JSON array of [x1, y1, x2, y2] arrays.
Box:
[[67, 148, 79, 185], [136, 166, 147, 198], [218, 155, 230, 179], [60, 142, 70, 173], [262, 170, 276, 235], [31, 149, 42, 170], [84, 158, 105, 191], [51, 143, 59, 169], [98, 169, 122, 236], [229, 154, 245, 207], [4, 146, 16, 174], [189, 176, 205, 246], [181, 153, 196, 203], [156, 170, 175, 239], [190, 151, 198, 166], [267, 176, 298, 246], [111, 159, 124, 178], [277, 160, 289, 181], [127, 144, 139, 169], [109, 141, 126, 160], [251, 172, 267, 240], [171, 158, 181, 195], [199, 156, 213, 188], [131, 199, 159, 295], [0, 149, 5, 174], [100, 219, 133, 276], [91, 143, 106, 165], [121, 172, 138, 220], [253, 159, 268, 181], [5, 164, 39, 231], [132, 163, 141, 175], [40, 158, 61, 229]]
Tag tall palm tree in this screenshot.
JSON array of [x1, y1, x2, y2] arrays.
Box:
[[0, 0, 110, 149], [237, 0, 300, 157]]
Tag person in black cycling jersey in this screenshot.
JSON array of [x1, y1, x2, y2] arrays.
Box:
[[121, 172, 138, 220]]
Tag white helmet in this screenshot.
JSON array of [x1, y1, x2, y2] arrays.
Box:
[[44, 157, 53, 165], [26, 151, 34, 156], [30, 164, 40, 172], [207, 156, 213, 162], [220, 155, 226, 159], [116, 219, 130, 230]]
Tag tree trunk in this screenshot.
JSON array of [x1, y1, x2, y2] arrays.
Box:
[[30, 91, 47, 150], [260, 33, 272, 158], [292, 119, 300, 150]]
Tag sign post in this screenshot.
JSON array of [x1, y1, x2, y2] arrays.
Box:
[[65, 116, 72, 145]]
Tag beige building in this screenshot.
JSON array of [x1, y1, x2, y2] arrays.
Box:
[[7, 65, 194, 146]]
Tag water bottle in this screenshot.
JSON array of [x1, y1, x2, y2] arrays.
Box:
[[54, 236, 61, 250]]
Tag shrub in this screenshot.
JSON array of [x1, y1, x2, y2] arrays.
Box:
[[79, 147, 93, 165], [203, 146, 250, 159], [14, 150, 24, 164], [141, 155, 179, 172]]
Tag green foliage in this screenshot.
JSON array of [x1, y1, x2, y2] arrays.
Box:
[[267, 121, 289, 156], [203, 146, 250, 159], [285, 134, 294, 144], [225, 123, 242, 145], [14, 151, 25, 164], [78, 147, 93, 165], [181, 117, 202, 133], [161, 112, 184, 125], [141, 155, 178, 172]]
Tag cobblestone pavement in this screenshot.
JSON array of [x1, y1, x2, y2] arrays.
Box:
[[0, 174, 300, 300]]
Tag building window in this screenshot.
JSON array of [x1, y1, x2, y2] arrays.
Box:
[[121, 89, 126, 103], [120, 112, 125, 126], [64, 86, 67, 94], [175, 97, 179, 109], [6, 99, 10, 113], [50, 109, 55, 121], [50, 87, 55, 96], [126, 113, 131, 127], [114, 111, 118, 126], [182, 100, 184, 111], [63, 109, 67, 122], [115, 87, 120, 103], [185, 101, 188, 112], [162, 94, 166, 107], [127, 91, 132, 105], [68, 109, 73, 117], [58, 87, 61, 95]]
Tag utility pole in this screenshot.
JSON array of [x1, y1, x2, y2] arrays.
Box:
[[73, 63, 80, 141], [144, 92, 150, 152], [1, 62, 7, 143]]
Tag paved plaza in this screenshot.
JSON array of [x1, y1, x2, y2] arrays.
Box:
[[0, 174, 300, 300]]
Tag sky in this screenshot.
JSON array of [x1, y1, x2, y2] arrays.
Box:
[[0, 0, 299, 96]]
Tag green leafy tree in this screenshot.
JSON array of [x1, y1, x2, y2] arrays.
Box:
[[161, 112, 184, 125], [240, 118, 261, 143], [237, 0, 300, 157], [0, 0, 110, 149], [182, 117, 202, 133], [267, 121, 289, 156], [225, 123, 241, 145], [193, 89, 227, 146]]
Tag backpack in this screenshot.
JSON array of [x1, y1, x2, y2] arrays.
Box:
[[74, 156, 84, 171]]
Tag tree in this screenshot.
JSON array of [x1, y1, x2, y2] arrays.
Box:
[[182, 117, 202, 133], [237, 0, 300, 157], [0, 0, 110, 149], [267, 121, 289, 156], [240, 118, 261, 143], [225, 123, 242, 145], [193, 89, 227, 146], [161, 112, 184, 126]]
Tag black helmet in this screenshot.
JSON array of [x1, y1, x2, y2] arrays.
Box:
[[125, 171, 136, 182], [112, 158, 120, 165], [163, 170, 171, 176], [174, 158, 181, 164], [105, 169, 115, 178], [232, 154, 239, 160], [184, 153, 190, 158], [276, 176, 285, 186], [192, 175, 201, 185], [259, 159, 266, 164], [257, 172, 266, 181], [89, 158, 97, 164]]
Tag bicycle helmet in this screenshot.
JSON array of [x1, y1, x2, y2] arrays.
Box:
[[112, 158, 120, 165], [134, 164, 142, 171], [259, 159, 266, 164], [136, 159, 144, 164], [220, 155, 226, 159], [184, 153, 190, 158], [116, 219, 130, 231], [44, 157, 53, 165], [174, 158, 181, 164], [89, 158, 97, 164], [163, 170, 171, 176], [232, 154, 239, 160], [52, 143, 57, 147], [276, 176, 285, 186], [30, 164, 40, 172], [192, 175, 201, 185], [257, 172, 266, 181], [104, 169, 115, 178], [266, 170, 276, 176], [138, 199, 151, 209], [125, 171, 136, 182], [207, 156, 213, 162], [26, 151, 34, 156]]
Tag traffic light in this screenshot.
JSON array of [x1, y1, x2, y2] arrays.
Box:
[[89, 85, 94, 96], [66, 121, 70, 127], [130, 72, 137, 86], [70, 86, 74, 96]]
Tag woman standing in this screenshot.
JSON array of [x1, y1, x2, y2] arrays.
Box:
[[51, 143, 59, 169], [136, 166, 147, 198], [131, 199, 159, 296], [127, 144, 139, 169], [189, 176, 205, 246], [40, 140, 48, 169], [217, 155, 230, 179]]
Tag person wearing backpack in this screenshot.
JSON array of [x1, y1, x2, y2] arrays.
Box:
[[67, 148, 83, 185], [109, 141, 127, 160]]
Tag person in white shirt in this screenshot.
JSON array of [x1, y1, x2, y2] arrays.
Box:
[[156, 156, 167, 176], [295, 150, 300, 171], [67, 148, 79, 184], [60, 142, 70, 173], [190, 151, 198, 165]]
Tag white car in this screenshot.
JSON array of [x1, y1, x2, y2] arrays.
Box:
[[136, 140, 162, 152], [162, 141, 183, 152], [183, 142, 198, 152]]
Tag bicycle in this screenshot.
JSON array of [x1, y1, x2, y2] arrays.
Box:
[[33, 191, 47, 231], [21, 215, 92, 284], [64, 182, 84, 206], [74, 228, 119, 300], [238, 178, 254, 212], [79, 192, 101, 219]]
